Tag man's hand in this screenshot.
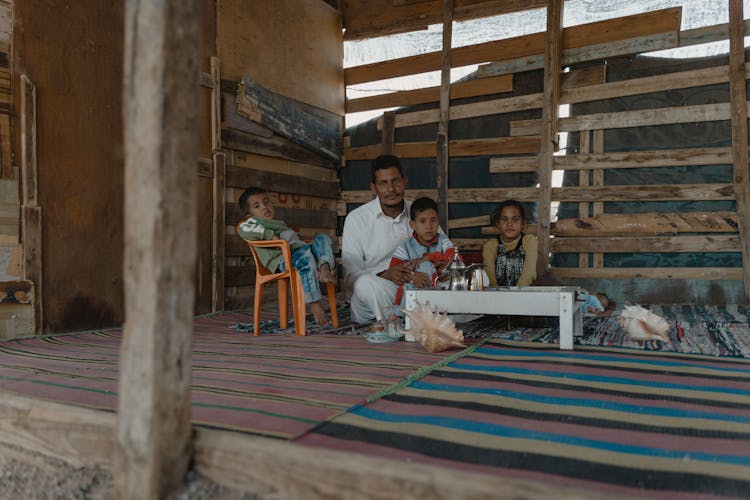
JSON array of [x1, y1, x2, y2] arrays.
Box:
[[378, 264, 415, 285], [411, 271, 430, 288]]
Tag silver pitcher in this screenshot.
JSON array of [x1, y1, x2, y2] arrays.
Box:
[[443, 249, 484, 291]]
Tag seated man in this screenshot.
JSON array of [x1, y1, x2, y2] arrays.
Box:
[[342, 155, 419, 323]]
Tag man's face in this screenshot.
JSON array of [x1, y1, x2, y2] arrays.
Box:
[[371, 166, 407, 210]]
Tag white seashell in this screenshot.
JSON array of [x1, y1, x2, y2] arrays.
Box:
[[619, 304, 671, 343], [404, 302, 466, 353]]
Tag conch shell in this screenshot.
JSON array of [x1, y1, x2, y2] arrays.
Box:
[[619, 304, 671, 343], [404, 302, 466, 353]]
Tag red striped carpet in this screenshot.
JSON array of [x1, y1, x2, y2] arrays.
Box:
[[298, 339, 750, 498], [0, 311, 452, 439]]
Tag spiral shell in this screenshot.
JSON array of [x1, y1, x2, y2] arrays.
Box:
[[404, 302, 466, 353], [619, 304, 671, 343]]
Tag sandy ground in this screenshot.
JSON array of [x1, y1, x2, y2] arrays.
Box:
[[0, 443, 261, 500]]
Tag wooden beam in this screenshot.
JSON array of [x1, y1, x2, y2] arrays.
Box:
[[554, 183, 734, 202], [115, 1, 202, 498], [591, 129, 604, 268], [729, 0, 750, 299], [489, 156, 539, 173], [346, 74, 513, 113], [551, 235, 740, 253], [226, 204, 338, 230], [20, 206, 41, 333], [344, 136, 540, 160], [225, 165, 339, 199], [536, 0, 563, 277], [212, 152, 226, 312], [20, 74, 37, 206], [553, 147, 732, 170], [346, 7, 681, 85], [381, 110, 396, 154], [553, 212, 739, 237], [221, 128, 337, 170], [437, 0, 453, 232], [210, 56, 221, 152], [578, 131, 591, 268], [552, 267, 742, 280]]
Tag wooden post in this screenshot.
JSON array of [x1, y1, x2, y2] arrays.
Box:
[[212, 151, 226, 312], [729, 0, 750, 298], [577, 131, 591, 269], [437, 0, 453, 232], [115, 1, 203, 498], [381, 110, 396, 155], [536, 0, 563, 277], [210, 56, 221, 153], [591, 129, 604, 269], [20, 74, 42, 334]]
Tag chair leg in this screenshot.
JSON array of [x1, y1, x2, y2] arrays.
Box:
[[291, 270, 306, 336], [326, 281, 338, 328], [278, 279, 289, 329], [253, 283, 264, 336]]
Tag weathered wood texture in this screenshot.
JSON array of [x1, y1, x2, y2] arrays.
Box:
[[13, 0, 124, 332], [218, 0, 344, 115], [239, 76, 342, 161], [342, 0, 546, 40], [115, 0, 202, 498], [345, 8, 681, 85]]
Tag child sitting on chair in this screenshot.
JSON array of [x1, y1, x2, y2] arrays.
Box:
[[388, 197, 457, 317], [238, 187, 335, 326]]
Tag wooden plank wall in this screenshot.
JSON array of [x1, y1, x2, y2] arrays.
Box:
[[0, 0, 11, 179], [217, 0, 343, 311], [340, 3, 749, 302]]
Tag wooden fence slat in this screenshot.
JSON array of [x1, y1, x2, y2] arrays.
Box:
[[225, 165, 339, 199], [551, 235, 740, 253], [552, 267, 742, 280], [553, 212, 739, 236], [344, 136, 540, 160], [553, 147, 732, 170]]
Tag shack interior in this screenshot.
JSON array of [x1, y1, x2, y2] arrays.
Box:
[[1, 0, 750, 498]]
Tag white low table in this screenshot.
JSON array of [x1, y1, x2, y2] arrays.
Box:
[[403, 286, 585, 350]]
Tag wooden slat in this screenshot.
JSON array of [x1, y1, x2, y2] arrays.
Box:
[[225, 265, 255, 287], [553, 183, 734, 202], [478, 32, 676, 79], [210, 57, 221, 152], [559, 102, 734, 133], [225, 165, 339, 199], [679, 18, 750, 48], [448, 214, 490, 229], [343, 0, 547, 40], [489, 156, 538, 173], [553, 147, 732, 170], [381, 111, 395, 154], [344, 136, 540, 160], [239, 76, 341, 161], [729, 0, 750, 298], [551, 235, 739, 253], [578, 130, 591, 268], [222, 92, 275, 138], [116, 0, 201, 497], [553, 212, 739, 237], [225, 235, 250, 257], [226, 203, 337, 229], [591, 129, 604, 268], [0, 113, 10, 178], [342, 188, 438, 204], [346, 74, 513, 113], [536, 0, 563, 276], [437, 0, 453, 233], [212, 152, 226, 312], [20, 75, 37, 205], [20, 206, 41, 333], [221, 128, 337, 170], [345, 7, 681, 85], [552, 267, 742, 280], [230, 151, 337, 181]]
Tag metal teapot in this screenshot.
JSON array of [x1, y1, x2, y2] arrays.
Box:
[[442, 249, 484, 291]]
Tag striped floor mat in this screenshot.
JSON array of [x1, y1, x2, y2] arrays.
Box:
[[298, 339, 750, 498], [0, 311, 452, 439]]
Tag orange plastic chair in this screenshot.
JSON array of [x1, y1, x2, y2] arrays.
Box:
[[241, 237, 338, 336]]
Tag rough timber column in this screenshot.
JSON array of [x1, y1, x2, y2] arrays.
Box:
[[437, 0, 454, 232], [728, 0, 750, 299], [115, 1, 203, 498], [536, 0, 563, 276]]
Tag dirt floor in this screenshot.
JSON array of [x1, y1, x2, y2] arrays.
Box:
[[0, 443, 261, 499]]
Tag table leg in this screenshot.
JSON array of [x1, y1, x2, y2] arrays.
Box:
[[559, 292, 574, 350]]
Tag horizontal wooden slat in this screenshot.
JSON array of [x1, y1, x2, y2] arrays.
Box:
[[226, 235, 250, 257], [478, 32, 676, 79], [551, 235, 740, 253], [346, 74, 513, 113], [553, 147, 732, 170], [225, 165, 339, 199], [345, 8, 681, 85], [226, 203, 337, 229], [225, 265, 255, 287], [341, 189, 438, 205], [552, 267, 742, 280], [221, 128, 337, 170], [553, 183, 734, 202], [559, 102, 733, 133], [489, 156, 539, 173], [553, 212, 739, 237], [343, 0, 547, 41], [344, 137, 539, 160], [448, 215, 490, 229]]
